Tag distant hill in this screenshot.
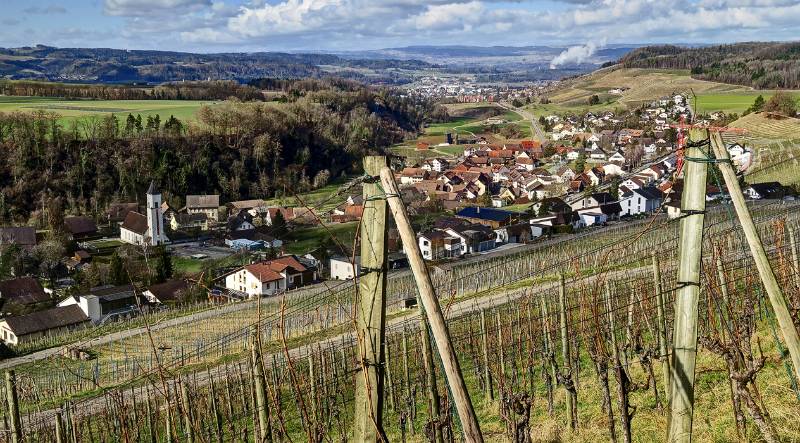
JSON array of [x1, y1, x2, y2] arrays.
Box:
[[0, 45, 436, 85], [616, 42, 800, 89]]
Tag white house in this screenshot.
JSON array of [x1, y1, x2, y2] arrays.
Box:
[[620, 188, 663, 216], [330, 256, 360, 280], [120, 182, 168, 246], [225, 256, 315, 298], [417, 232, 462, 261]]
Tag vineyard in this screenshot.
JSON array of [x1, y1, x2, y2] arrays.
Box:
[[1, 186, 799, 441]]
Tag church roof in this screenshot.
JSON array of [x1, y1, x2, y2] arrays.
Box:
[[147, 181, 157, 195], [121, 211, 148, 235]]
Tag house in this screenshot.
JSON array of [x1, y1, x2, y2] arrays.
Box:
[[0, 305, 90, 345], [186, 195, 220, 222], [120, 183, 169, 246], [571, 192, 618, 210], [228, 199, 268, 214], [0, 277, 50, 313], [495, 222, 534, 244], [63, 216, 98, 240], [330, 256, 360, 280], [399, 168, 429, 185], [417, 231, 462, 261], [144, 279, 190, 304], [0, 227, 37, 250], [620, 187, 663, 216], [455, 207, 517, 229], [224, 256, 317, 298], [443, 224, 496, 254], [58, 285, 140, 324], [745, 182, 787, 200], [608, 150, 626, 164], [105, 203, 139, 224], [226, 215, 254, 232], [170, 213, 209, 231]]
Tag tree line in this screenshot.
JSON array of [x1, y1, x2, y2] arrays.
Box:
[[618, 43, 800, 89], [0, 80, 264, 101], [0, 80, 445, 224]]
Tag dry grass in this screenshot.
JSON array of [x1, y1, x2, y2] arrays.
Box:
[[548, 68, 751, 109]]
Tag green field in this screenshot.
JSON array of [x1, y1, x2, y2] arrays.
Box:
[[0, 96, 214, 125], [694, 92, 800, 114]]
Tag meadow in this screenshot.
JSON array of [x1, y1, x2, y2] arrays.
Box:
[[694, 91, 800, 114], [0, 95, 214, 125]]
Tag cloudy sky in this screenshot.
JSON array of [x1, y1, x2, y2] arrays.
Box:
[[1, 0, 799, 52]]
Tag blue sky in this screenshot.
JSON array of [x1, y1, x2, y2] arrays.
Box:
[[2, 0, 800, 52]]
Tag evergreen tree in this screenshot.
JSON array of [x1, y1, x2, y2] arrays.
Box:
[[135, 114, 143, 132], [109, 251, 126, 285], [125, 114, 136, 135], [154, 245, 173, 283], [271, 211, 288, 238]]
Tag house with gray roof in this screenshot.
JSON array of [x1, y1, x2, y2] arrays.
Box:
[[0, 305, 89, 345]]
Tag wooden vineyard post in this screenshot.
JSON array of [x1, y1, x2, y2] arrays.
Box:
[[179, 378, 194, 443], [380, 166, 484, 443], [652, 253, 671, 406], [789, 228, 800, 288], [668, 128, 709, 443], [480, 309, 494, 401], [250, 327, 272, 443], [421, 308, 444, 443], [55, 411, 65, 443], [710, 131, 800, 387], [354, 156, 390, 442], [5, 371, 21, 443], [559, 274, 577, 430]]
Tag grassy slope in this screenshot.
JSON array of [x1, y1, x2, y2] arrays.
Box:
[[0, 96, 215, 125]]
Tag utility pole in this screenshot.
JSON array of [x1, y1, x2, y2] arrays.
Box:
[[709, 131, 800, 387], [380, 166, 484, 443], [668, 128, 709, 443], [354, 156, 389, 442]]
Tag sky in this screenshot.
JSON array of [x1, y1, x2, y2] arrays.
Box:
[[1, 0, 800, 53]]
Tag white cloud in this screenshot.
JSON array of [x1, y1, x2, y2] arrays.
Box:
[[104, 0, 212, 16], [94, 0, 800, 51]]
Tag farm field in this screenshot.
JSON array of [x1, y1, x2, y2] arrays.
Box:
[[729, 112, 800, 142], [0, 95, 214, 125], [543, 68, 752, 112], [694, 91, 800, 114]]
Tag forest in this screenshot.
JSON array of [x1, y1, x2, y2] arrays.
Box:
[[618, 42, 800, 89], [0, 79, 265, 101], [0, 79, 444, 224]]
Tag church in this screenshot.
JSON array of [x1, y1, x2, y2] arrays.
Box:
[[120, 182, 169, 246]]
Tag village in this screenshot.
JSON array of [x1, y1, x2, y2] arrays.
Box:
[[0, 93, 793, 350]]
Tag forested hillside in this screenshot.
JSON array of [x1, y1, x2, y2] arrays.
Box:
[[0, 45, 435, 84], [618, 42, 800, 89], [0, 79, 443, 223]]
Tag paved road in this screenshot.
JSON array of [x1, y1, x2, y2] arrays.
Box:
[[498, 102, 547, 142]]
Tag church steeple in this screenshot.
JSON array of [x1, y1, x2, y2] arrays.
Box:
[[147, 180, 156, 195]]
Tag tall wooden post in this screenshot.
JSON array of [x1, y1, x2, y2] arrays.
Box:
[[421, 309, 444, 443], [668, 128, 709, 443], [250, 327, 272, 443], [479, 309, 494, 401], [179, 378, 194, 443], [5, 371, 21, 443], [559, 274, 577, 430], [710, 132, 800, 387], [653, 253, 671, 405], [354, 156, 390, 442], [380, 166, 484, 442]]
